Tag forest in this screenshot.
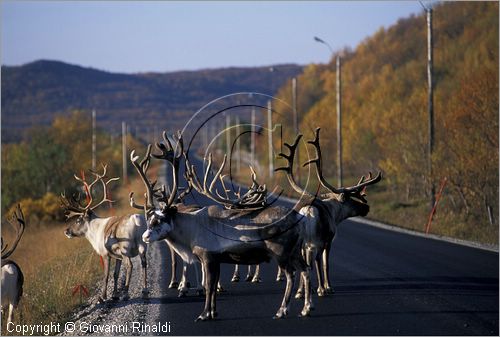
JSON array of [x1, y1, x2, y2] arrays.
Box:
[[1, 2, 498, 245], [265, 2, 498, 244]]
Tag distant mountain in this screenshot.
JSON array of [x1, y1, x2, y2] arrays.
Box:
[[1, 60, 303, 142]]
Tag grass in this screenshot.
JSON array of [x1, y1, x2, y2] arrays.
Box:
[[1, 224, 101, 335], [1, 165, 154, 335], [230, 163, 498, 246]]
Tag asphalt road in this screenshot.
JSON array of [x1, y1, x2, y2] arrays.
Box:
[[149, 157, 499, 336]]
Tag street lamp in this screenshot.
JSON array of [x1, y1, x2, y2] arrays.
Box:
[[314, 36, 342, 187]]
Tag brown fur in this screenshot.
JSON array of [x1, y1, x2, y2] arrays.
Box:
[[104, 215, 128, 239]]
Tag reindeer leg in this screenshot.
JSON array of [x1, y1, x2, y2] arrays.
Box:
[[274, 267, 294, 319], [252, 264, 262, 283], [122, 257, 132, 301], [196, 261, 214, 322], [294, 251, 306, 299], [217, 280, 225, 293], [276, 266, 285, 282], [211, 263, 220, 319], [322, 242, 334, 294], [140, 251, 149, 299], [194, 262, 204, 296], [112, 259, 122, 300], [245, 265, 254, 282], [7, 303, 14, 325], [315, 253, 326, 297], [231, 264, 240, 282], [168, 246, 179, 289], [98, 255, 110, 303], [178, 263, 189, 297], [299, 269, 312, 317]]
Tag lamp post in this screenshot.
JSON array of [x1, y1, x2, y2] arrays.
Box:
[[314, 36, 342, 187]]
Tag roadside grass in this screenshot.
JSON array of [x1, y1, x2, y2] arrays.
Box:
[[231, 162, 498, 246], [0, 164, 154, 335], [1, 225, 101, 335]]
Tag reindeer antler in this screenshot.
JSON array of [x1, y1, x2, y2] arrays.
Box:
[[151, 131, 184, 208], [61, 164, 119, 217], [130, 144, 156, 212], [303, 128, 382, 201], [2, 204, 26, 260], [275, 134, 315, 198], [185, 154, 268, 210]]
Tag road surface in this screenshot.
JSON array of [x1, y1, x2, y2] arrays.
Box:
[[67, 158, 498, 336]]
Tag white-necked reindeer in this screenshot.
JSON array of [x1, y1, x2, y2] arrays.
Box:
[[131, 132, 313, 321], [130, 136, 220, 297], [1, 205, 25, 325], [61, 165, 149, 302], [275, 128, 381, 298]]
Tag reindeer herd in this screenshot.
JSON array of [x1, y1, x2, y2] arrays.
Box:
[[1, 127, 381, 324]]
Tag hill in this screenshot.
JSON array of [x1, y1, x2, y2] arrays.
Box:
[[269, 1, 498, 243], [1, 60, 303, 142]]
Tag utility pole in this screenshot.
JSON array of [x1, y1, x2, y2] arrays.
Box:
[[91, 109, 96, 171], [226, 113, 231, 158], [236, 115, 241, 172], [336, 55, 343, 188], [122, 121, 128, 184], [251, 107, 256, 166], [267, 100, 274, 178], [427, 6, 435, 209], [420, 1, 435, 209], [292, 77, 300, 183]]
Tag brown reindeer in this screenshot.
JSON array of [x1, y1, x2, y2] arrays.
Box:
[[275, 127, 381, 298]]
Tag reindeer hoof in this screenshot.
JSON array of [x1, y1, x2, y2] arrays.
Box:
[[273, 308, 288, 319], [111, 295, 120, 301], [217, 286, 225, 293], [298, 309, 311, 317], [142, 290, 149, 299], [251, 277, 262, 283], [317, 287, 326, 297], [325, 287, 334, 294], [169, 281, 179, 289], [211, 311, 218, 319], [245, 275, 253, 282], [97, 296, 106, 304], [294, 291, 304, 299], [178, 290, 187, 298], [195, 311, 211, 322], [231, 274, 240, 282], [276, 276, 285, 282], [121, 294, 130, 301]]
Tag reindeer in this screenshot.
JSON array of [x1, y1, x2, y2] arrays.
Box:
[[275, 128, 381, 298], [1, 205, 25, 325], [129, 134, 223, 297], [61, 165, 149, 303], [131, 132, 313, 321]]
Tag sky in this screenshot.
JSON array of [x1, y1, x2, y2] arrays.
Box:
[[1, 1, 423, 73]]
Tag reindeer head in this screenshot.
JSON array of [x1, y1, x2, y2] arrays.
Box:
[[276, 128, 381, 218], [130, 132, 184, 243], [61, 164, 119, 238]]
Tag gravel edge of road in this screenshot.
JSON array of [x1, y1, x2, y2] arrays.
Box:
[[60, 240, 167, 336]]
